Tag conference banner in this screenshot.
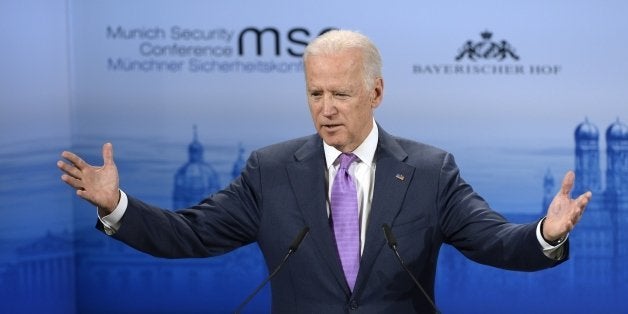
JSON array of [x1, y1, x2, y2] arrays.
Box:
[[1, 1, 626, 313]]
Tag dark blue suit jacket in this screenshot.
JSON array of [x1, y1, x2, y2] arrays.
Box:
[[105, 126, 565, 313]]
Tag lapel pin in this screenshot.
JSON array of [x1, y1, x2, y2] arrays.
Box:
[[395, 174, 405, 181]]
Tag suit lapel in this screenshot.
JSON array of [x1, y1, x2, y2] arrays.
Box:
[[354, 128, 415, 295], [285, 128, 415, 296], [286, 136, 351, 295]]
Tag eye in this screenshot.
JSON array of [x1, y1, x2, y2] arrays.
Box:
[[309, 91, 323, 99], [334, 92, 350, 99]]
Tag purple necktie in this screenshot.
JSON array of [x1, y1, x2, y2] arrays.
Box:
[[331, 153, 360, 291]]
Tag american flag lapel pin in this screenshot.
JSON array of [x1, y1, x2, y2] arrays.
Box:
[[395, 174, 405, 181]]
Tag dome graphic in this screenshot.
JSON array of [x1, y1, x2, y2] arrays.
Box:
[[606, 118, 628, 141], [575, 117, 599, 140], [173, 126, 221, 209]]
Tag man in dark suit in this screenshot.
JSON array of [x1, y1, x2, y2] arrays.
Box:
[[58, 30, 591, 313]]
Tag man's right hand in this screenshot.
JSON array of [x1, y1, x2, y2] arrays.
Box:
[[57, 143, 120, 216]]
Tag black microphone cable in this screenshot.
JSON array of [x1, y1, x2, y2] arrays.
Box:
[[233, 226, 310, 314], [382, 223, 441, 314]]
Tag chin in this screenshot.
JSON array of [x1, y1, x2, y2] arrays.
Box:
[[319, 130, 347, 147], [321, 137, 341, 147]]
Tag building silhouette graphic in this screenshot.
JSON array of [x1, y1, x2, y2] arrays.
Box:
[[0, 231, 76, 313], [173, 126, 222, 209], [231, 143, 246, 180], [569, 118, 628, 288], [2, 120, 626, 312], [1, 132, 258, 313]]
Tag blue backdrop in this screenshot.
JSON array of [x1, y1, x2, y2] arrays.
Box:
[[1, 0, 627, 313]]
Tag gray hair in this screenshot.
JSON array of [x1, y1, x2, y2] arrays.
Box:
[[303, 30, 382, 89]]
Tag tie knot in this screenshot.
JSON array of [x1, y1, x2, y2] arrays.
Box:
[[338, 153, 358, 170]]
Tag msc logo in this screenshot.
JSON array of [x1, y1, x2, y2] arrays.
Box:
[[238, 27, 336, 57], [455, 31, 519, 62]]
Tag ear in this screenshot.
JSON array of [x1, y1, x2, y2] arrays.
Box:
[[370, 77, 384, 109]]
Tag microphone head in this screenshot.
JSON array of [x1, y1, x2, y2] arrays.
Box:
[[289, 226, 310, 252], [382, 224, 398, 249]]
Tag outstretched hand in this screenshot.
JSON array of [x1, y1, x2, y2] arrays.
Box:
[[57, 143, 120, 216], [543, 171, 592, 242]]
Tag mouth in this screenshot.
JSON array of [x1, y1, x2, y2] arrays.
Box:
[[322, 124, 342, 131]]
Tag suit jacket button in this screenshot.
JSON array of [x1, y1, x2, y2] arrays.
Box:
[[349, 300, 358, 310]]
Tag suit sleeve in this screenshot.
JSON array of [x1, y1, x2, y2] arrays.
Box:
[[102, 151, 264, 258], [436, 153, 566, 271]]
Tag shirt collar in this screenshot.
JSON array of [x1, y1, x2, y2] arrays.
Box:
[[323, 120, 378, 168]]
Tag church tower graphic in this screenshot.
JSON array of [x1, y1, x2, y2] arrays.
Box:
[[173, 126, 221, 208], [574, 118, 602, 195], [604, 118, 628, 285], [542, 168, 555, 212], [231, 143, 246, 179], [605, 118, 628, 202], [568, 118, 628, 287]]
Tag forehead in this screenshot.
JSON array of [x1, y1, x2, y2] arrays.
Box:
[[305, 50, 364, 89]]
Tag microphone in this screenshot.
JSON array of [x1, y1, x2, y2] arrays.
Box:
[[382, 224, 441, 314], [234, 226, 310, 314]]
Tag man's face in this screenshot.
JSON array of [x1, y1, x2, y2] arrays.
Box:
[[305, 49, 383, 153]]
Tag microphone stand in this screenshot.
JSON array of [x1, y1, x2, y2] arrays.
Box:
[[233, 227, 310, 314], [382, 224, 441, 314]]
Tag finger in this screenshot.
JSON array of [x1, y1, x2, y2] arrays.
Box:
[[568, 193, 591, 225], [61, 150, 88, 170], [61, 174, 84, 190], [559, 171, 575, 196], [569, 208, 583, 226], [57, 160, 82, 179], [76, 189, 95, 203], [76, 189, 90, 199], [76, 189, 101, 208], [576, 191, 592, 208], [102, 143, 115, 166]]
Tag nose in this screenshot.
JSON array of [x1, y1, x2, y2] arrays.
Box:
[[321, 94, 337, 117]]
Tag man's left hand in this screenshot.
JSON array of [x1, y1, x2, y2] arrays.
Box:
[[543, 171, 592, 242]]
